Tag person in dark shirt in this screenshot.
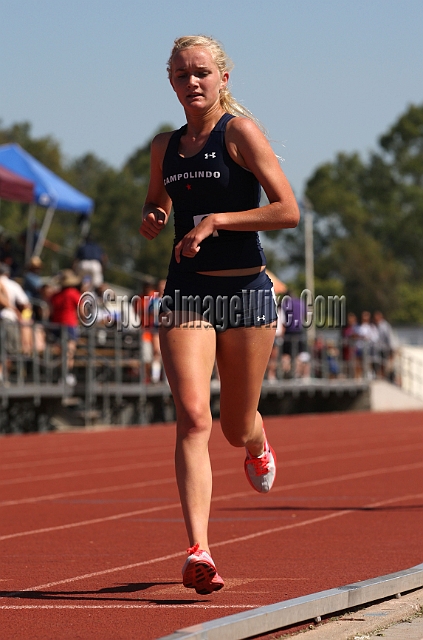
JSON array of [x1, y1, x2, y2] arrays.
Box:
[[74, 233, 107, 291], [139, 35, 299, 594], [281, 291, 311, 378]]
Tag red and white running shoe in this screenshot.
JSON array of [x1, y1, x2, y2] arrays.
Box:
[[182, 543, 224, 595], [244, 430, 277, 493]]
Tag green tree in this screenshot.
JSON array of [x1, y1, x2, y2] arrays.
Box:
[[0, 120, 65, 176], [297, 103, 423, 323], [122, 124, 175, 282], [124, 123, 173, 184]]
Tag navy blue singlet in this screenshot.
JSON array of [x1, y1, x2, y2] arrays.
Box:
[[163, 113, 266, 273]]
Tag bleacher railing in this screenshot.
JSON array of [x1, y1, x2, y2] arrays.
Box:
[[399, 346, 423, 401], [0, 319, 401, 431], [0, 321, 399, 387]]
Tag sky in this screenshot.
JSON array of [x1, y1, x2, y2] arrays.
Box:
[[1, 0, 423, 199]]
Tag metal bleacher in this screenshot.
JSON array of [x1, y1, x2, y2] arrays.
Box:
[[0, 321, 379, 434]]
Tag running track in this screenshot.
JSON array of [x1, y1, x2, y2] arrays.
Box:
[[1, 411, 423, 639]]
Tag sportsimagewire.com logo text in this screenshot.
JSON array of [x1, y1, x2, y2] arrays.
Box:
[[78, 288, 346, 331]]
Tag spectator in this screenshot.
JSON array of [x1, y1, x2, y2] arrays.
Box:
[[49, 269, 82, 386], [23, 256, 43, 299], [0, 277, 10, 384], [149, 279, 166, 384], [356, 310, 378, 379], [37, 283, 54, 321], [22, 256, 49, 322], [133, 282, 155, 382], [0, 261, 33, 355], [341, 311, 359, 378], [282, 291, 310, 378], [74, 233, 107, 291], [326, 340, 340, 378], [0, 237, 21, 278], [373, 310, 398, 381], [266, 298, 285, 382]]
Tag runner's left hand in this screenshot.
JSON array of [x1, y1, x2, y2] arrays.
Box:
[[174, 215, 216, 263]]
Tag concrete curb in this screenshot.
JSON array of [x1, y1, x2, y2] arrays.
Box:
[[157, 564, 423, 640], [292, 586, 423, 639]]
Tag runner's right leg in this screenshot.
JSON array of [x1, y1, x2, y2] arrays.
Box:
[[159, 314, 216, 554]]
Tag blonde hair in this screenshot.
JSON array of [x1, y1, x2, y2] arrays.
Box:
[[167, 35, 265, 132]]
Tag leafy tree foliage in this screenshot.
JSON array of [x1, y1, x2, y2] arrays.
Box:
[[124, 123, 173, 185], [297, 103, 423, 323], [0, 120, 64, 176], [122, 124, 175, 283]]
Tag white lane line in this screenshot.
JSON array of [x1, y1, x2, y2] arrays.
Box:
[[3, 489, 422, 597], [1, 460, 423, 542], [215, 460, 423, 504], [211, 490, 423, 549], [0, 604, 259, 609], [0, 468, 236, 508], [0, 445, 175, 472], [270, 438, 423, 458], [0, 502, 182, 541], [0, 443, 423, 492], [0, 438, 158, 461], [0, 478, 177, 507], [1, 417, 421, 462], [0, 449, 235, 487], [0, 461, 172, 487], [0, 432, 387, 467], [7, 551, 187, 592], [0, 425, 166, 454], [0, 467, 235, 508]]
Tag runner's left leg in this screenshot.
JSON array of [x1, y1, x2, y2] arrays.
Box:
[[216, 324, 276, 456]]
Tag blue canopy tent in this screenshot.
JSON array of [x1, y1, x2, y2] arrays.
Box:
[[0, 143, 93, 259]]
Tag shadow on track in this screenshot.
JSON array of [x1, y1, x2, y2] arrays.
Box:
[[0, 582, 208, 605], [221, 504, 423, 512]]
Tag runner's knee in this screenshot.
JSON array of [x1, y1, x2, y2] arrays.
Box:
[[175, 402, 212, 439], [220, 420, 253, 448]]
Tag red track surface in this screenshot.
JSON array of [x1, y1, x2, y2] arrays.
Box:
[[1, 411, 423, 639]]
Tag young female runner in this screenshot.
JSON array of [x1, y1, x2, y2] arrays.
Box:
[[140, 35, 299, 594]]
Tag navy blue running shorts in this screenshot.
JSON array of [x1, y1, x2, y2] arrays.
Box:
[[160, 269, 278, 332]]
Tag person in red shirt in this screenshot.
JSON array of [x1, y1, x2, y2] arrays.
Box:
[[50, 269, 82, 385]]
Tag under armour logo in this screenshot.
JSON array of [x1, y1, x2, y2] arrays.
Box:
[[257, 315, 265, 322], [204, 152, 216, 159]]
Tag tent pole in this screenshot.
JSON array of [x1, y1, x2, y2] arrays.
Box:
[[26, 203, 37, 263], [33, 205, 56, 258]]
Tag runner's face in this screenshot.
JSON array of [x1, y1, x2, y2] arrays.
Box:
[[170, 46, 228, 112]]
